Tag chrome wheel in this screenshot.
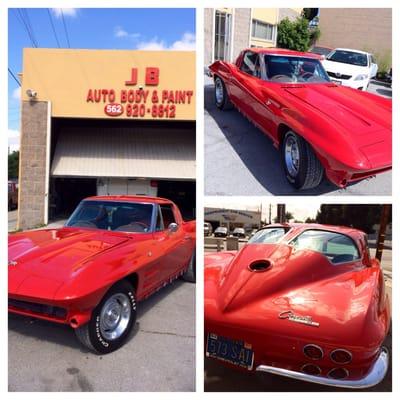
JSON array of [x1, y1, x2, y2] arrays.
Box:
[[285, 135, 300, 177], [215, 78, 224, 104], [99, 293, 131, 341]]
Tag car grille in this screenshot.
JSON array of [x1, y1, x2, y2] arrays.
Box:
[[8, 299, 67, 319], [327, 71, 352, 80]]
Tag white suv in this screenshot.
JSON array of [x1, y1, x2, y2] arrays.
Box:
[[322, 48, 378, 91]]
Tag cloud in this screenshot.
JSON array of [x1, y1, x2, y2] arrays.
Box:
[[8, 129, 20, 152], [12, 87, 21, 100], [136, 32, 196, 51], [114, 26, 141, 39], [51, 8, 78, 18]]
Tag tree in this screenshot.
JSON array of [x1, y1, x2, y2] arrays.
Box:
[[277, 17, 311, 52], [8, 151, 19, 180], [274, 211, 294, 223], [302, 8, 319, 21]]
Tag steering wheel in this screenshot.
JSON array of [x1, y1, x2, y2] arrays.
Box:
[[270, 74, 292, 82], [300, 72, 315, 80], [70, 220, 97, 228]]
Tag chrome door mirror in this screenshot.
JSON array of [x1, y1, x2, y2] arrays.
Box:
[[168, 222, 179, 233]]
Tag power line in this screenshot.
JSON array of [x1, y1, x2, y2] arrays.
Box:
[[61, 9, 71, 48], [21, 9, 39, 47], [8, 68, 21, 86], [15, 9, 37, 47], [47, 8, 60, 48]]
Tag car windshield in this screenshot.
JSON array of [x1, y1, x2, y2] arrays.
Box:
[[216, 227, 227, 232], [310, 47, 331, 56], [264, 55, 330, 83], [65, 200, 154, 232], [248, 227, 288, 244], [326, 50, 368, 67], [290, 229, 360, 264]]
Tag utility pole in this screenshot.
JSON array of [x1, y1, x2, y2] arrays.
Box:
[[277, 204, 286, 223], [375, 205, 391, 261]]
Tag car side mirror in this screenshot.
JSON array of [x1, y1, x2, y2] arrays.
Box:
[[168, 222, 179, 233]]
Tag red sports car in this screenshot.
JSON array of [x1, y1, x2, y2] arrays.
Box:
[[205, 223, 390, 388], [9, 196, 196, 353], [209, 48, 392, 190]]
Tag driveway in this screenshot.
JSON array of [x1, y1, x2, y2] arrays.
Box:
[[204, 75, 392, 196], [9, 280, 195, 392]]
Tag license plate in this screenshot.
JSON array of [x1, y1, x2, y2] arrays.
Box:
[[331, 79, 342, 85], [206, 333, 254, 370]]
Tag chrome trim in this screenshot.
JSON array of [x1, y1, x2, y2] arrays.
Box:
[[328, 367, 349, 379], [256, 347, 389, 389], [303, 344, 324, 360], [301, 364, 321, 376], [330, 348, 353, 365]]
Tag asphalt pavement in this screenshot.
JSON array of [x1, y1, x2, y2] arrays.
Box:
[[204, 75, 392, 196], [9, 279, 195, 392]]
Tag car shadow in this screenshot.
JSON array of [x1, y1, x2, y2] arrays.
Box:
[[204, 81, 365, 195], [204, 325, 392, 392], [8, 279, 188, 353]]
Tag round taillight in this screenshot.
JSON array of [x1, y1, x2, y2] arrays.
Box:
[[301, 364, 321, 376], [303, 344, 324, 360], [330, 349, 352, 364], [328, 367, 349, 380]]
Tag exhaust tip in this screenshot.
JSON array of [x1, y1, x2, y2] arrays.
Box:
[[249, 259, 272, 272]]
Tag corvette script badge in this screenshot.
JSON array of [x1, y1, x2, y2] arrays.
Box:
[[278, 310, 319, 327], [8, 260, 17, 267]]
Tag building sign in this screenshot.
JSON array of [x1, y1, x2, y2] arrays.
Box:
[[205, 208, 261, 225], [86, 67, 194, 119]]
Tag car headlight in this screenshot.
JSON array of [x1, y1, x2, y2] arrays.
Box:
[[354, 74, 368, 81]]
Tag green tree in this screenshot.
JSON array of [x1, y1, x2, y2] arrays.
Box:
[[8, 151, 19, 180], [277, 17, 311, 52], [302, 8, 319, 21]]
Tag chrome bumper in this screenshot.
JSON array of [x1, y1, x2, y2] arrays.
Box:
[[255, 347, 389, 389]]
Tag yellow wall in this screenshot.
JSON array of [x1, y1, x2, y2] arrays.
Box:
[[252, 8, 279, 25], [22, 48, 195, 121]]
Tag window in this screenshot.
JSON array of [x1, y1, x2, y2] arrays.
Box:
[[248, 227, 289, 244], [252, 20, 275, 41], [160, 204, 176, 229], [155, 207, 164, 231], [290, 230, 360, 264], [240, 52, 261, 78], [214, 11, 231, 61]]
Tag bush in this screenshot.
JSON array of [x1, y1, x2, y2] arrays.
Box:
[[277, 17, 311, 52]]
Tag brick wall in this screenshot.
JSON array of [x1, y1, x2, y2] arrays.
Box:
[[233, 9, 251, 62], [18, 101, 49, 230], [204, 8, 214, 66], [318, 8, 392, 68]]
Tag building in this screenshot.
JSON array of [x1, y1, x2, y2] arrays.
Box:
[[205, 207, 262, 232], [18, 48, 195, 230], [317, 8, 392, 67], [204, 8, 302, 65]]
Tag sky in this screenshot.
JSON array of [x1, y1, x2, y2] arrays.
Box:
[[8, 8, 196, 152]]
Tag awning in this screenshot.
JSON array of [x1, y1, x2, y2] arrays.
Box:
[[51, 126, 195, 180]]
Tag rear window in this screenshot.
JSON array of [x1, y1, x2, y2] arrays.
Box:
[[290, 230, 360, 264], [248, 227, 288, 244]]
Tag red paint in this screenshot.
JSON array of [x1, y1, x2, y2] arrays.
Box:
[[104, 103, 124, 116], [9, 196, 195, 328], [145, 67, 160, 85], [204, 223, 390, 381], [209, 48, 392, 188], [125, 68, 138, 86]]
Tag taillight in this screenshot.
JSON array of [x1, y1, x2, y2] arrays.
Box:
[[328, 367, 349, 379], [330, 349, 352, 364], [303, 344, 324, 360], [301, 364, 321, 375]]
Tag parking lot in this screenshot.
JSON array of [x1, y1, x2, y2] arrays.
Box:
[[204, 75, 392, 196], [9, 279, 195, 391]]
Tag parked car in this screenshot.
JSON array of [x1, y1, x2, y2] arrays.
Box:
[[205, 223, 390, 388], [8, 195, 196, 353], [309, 46, 333, 59], [8, 181, 18, 211], [209, 48, 391, 190], [204, 222, 213, 237], [322, 48, 378, 90], [232, 227, 246, 238], [214, 226, 228, 238]]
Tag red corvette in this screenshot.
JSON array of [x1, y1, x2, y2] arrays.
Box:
[[9, 196, 196, 353], [205, 224, 390, 388], [209, 48, 392, 190]]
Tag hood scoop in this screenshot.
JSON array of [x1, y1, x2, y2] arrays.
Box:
[[248, 259, 272, 272]]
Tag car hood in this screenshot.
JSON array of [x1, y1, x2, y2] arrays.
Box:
[[282, 84, 391, 153], [206, 243, 378, 327], [8, 228, 129, 298], [322, 59, 369, 76]]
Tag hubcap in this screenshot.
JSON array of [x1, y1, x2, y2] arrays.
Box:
[[285, 135, 300, 177], [99, 293, 131, 341], [215, 79, 224, 104]]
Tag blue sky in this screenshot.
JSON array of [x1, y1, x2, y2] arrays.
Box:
[[8, 8, 196, 151]]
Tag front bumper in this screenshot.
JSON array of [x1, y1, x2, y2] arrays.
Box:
[[256, 347, 389, 389]]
